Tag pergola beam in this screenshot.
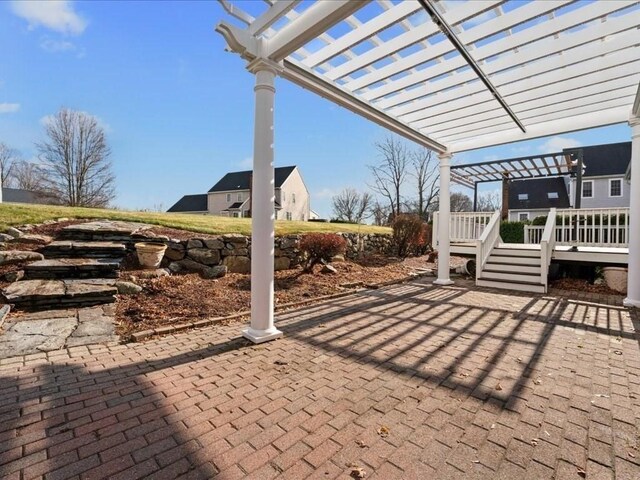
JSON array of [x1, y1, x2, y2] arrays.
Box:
[[266, 1, 368, 61], [249, 1, 300, 36]]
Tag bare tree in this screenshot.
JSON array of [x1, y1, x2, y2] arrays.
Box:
[[331, 187, 373, 223], [11, 161, 45, 191], [0, 142, 19, 187], [410, 148, 439, 220], [368, 136, 408, 219], [450, 192, 473, 212], [36, 108, 115, 207], [370, 200, 390, 226], [476, 191, 501, 212]]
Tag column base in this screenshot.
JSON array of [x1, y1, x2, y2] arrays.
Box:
[[242, 326, 283, 344], [623, 297, 640, 308], [433, 278, 455, 286]]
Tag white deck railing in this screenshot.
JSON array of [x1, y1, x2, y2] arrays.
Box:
[[475, 210, 501, 280], [540, 208, 556, 289], [433, 211, 494, 243], [525, 208, 629, 247]]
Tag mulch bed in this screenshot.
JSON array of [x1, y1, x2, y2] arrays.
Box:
[[115, 255, 438, 336], [549, 277, 622, 296]]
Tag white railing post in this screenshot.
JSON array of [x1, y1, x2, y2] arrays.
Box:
[[476, 210, 501, 280], [435, 152, 454, 286], [540, 208, 557, 291]]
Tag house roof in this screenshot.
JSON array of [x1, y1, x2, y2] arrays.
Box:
[[208, 166, 296, 192], [567, 142, 631, 178], [508, 177, 570, 211], [167, 194, 208, 213], [2, 188, 54, 205]]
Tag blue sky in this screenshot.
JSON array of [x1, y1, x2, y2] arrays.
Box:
[[0, 1, 633, 217]]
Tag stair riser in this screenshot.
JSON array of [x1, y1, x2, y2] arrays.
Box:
[[10, 297, 116, 311], [488, 255, 540, 265], [477, 279, 546, 294], [484, 264, 541, 274], [24, 270, 119, 280], [492, 249, 541, 258], [481, 271, 541, 282]]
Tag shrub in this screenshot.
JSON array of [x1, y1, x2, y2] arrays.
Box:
[[500, 221, 526, 243], [393, 214, 426, 258], [299, 233, 347, 272], [532, 215, 548, 226]]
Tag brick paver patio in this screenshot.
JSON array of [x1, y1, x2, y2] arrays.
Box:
[[1, 278, 639, 479]]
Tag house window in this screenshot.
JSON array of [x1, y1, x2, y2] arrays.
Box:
[[547, 192, 559, 199], [609, 178, 622, 197], [582, 181, 593, 198], [232, 212, 239, 218], [292, 193, 296, 204], [286, 212, 292, 221], [518, 194, 528, 201], [237, 193, 242, 202], [226, 193, 231, 202], [518, 213, 529, 221]]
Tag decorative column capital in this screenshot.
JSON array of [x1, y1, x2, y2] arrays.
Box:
[[438, 151, 453, 165], [247, 57, 283, 75]]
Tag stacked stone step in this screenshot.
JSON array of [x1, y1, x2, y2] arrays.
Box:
[[3, 221, 149, 311]]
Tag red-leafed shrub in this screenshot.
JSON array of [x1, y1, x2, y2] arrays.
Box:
[[393, 214, 427, 258], [299, 233, 347, 272]]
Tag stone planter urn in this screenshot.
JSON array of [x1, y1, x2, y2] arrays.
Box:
[[602, 267, 627, 294], [135, 242, 167, 269]]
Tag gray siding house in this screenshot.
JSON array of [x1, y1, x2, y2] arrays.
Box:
[[508, 142, 631, 221], [168, 166, 311, 221]]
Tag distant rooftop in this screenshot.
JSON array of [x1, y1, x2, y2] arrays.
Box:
[[208, 166, 296, 193], [167, 194, 208, 213]]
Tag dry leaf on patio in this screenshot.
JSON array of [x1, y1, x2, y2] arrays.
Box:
[[495, 382, 503, 391], [577, 467, 586, 478], [516, 357, 523, 363], [613, 350, 623, 355], [350, 467, 367, 479], [377, 425, 390, 438], [274, 360, 288, 365], [355, 439, 368, 448], [531, 438, 539, 446], [534, 378, 542, 385], [459, 372, 469, 378], [628, 451, 636, 458]]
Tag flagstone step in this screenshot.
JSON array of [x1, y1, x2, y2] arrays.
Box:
[[59, 221, 151, 242], [41, 240, 127, 258], [24, 258, 121, 280], [2, 279, 117, 310]]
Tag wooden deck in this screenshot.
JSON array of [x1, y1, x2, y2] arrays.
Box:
[[450, 242, 628, 266]]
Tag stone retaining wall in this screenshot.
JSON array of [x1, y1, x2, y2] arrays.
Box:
[[163, 233, 394, 274]]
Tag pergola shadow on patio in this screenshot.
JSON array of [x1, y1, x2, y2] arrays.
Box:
[[1, 279, 639, 478], [214, 0, 640, 342]]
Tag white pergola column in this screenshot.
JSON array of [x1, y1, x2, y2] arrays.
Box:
[[243, 58, 283, 344], [434, 152, 454, 286], [624, 116, 640, 308]]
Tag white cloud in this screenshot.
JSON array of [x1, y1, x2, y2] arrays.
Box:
[[313, 188, 337, 199], [539, 136, 582, 152], [40, 38, 76, 52], [0, 103, 20, 114], [11, 1, 87, 35]]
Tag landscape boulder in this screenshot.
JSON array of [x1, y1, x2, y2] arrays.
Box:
[[186, 239, 204, 249], [203, 238, 224, 249], [11, 234, 53, 245], [321, 264, 338, 274], [5, 227, 22, 239], [116, 281, 143, 295], [0, 233, 14, 242], [187, 248, 220, 265], [274, 257, 291, 271], [202, 265, 227, 279], [0, 305, 10, 328], [222, 233, 248, 245], [0, 251, 45, 266], [138, 269, 170, 279], [223, 255, 250, 274], [164, 243, 185, 261], [4, 270, 24, 283]]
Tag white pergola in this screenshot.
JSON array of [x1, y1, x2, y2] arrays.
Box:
[[215, 0, 640, 343]]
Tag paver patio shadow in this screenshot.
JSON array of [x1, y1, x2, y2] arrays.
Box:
[[0, 277, 638, 478]]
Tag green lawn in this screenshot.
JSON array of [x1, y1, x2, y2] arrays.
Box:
[[0, 203, 391, 236]]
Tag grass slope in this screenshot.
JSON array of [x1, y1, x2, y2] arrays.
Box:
[[0, 203, 391, 236]]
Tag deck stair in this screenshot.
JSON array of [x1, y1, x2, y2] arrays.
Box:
[[476, 244, 546, 293]]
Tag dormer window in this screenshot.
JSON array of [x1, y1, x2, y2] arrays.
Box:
[[518, 194, 528, 201], [226, 193, 231, 202], [547, 192, 559, 199]]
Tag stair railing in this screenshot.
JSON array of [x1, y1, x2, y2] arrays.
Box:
[[539, 208, 557, 290], [475, 210, 501, 281]]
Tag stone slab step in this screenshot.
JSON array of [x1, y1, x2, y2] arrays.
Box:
[[41, 241, 127, 258], [24, 258, 121, 279], [2, 279, 117, 310], [60, 221, 150, 242]]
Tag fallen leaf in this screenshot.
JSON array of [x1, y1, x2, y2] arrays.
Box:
[[472, 459, 481, 464], [516, 357, 523, 363], [274, 360, 288, 365], [613, 350, 623, 355], [377, 425, 390, 438], [544, 430, 551, 437], [534, 378, 542, 385], [355, 439, 368, 448], [531, 438, 539, 446], [490, 423, 496, 429], [495, 382, 503, 391], [629, 451, 636, 458], [350, 466, 366, 479], [459, 372, 469, 378], [577, 467, 586, 478]]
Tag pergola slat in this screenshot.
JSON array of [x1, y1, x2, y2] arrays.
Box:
[[250, 1, 300, 36]]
